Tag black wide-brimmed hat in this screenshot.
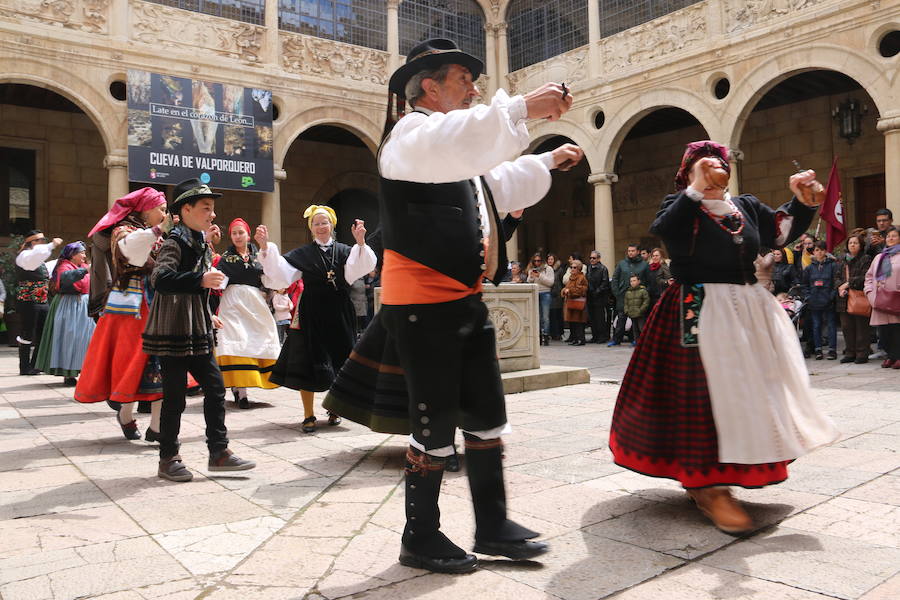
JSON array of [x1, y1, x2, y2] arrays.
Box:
[[170, 178, 222, 214], [389, 38, 483, 99]]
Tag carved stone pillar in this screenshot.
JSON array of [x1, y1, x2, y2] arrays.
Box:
[[878, 116, 900, 220], [387, 0, 401, 71], [496, 22, 509, 85], [587, 0, 601, 78], [588, 172, 617, 265], [483, 22, 496, 97], [103, 153, 129, 208], [262, 166, 287, 249], [728, 148, 744, 197], [264, 0, 279, 66], [110, 0, 128, 41]]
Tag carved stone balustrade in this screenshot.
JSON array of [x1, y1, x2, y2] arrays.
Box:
[[0, 0, 110, 33], [281, 32, 389, 86]]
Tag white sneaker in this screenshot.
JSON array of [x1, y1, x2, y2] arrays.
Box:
[[869, 349, 887, 360]]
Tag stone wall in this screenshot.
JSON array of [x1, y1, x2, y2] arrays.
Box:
[[0, 104, 107, 245]]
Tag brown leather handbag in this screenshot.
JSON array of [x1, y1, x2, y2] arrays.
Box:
[[845, 265, 871, 317]]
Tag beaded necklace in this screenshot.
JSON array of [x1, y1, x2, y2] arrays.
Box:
[[698, 199, 745, 245]]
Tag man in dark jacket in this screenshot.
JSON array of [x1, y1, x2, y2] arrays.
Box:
[[586, 250, 610, 343], [802, 241, 839, 360], [608, 244, 651, 346]]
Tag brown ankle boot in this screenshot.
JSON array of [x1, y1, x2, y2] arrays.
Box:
[[687, 487, 754, 535]]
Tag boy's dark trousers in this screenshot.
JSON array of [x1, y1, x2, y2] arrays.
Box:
[[158, 353, 229, 458], [631, 316, 646, 341]]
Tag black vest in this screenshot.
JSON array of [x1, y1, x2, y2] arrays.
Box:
[[379, 176, 507, 287], [15, 263, 49, 283]]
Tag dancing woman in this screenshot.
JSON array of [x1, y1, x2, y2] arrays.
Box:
[[75, 188, 171, 441], [256, 206, 376, 432], [609, 141, 839, 534], [35, 242, 95, 385], [214, 218, 282, 408]]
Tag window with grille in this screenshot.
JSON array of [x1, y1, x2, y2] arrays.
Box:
[[0, 147, 36, 236], [507, 0, 587, 72], [279, 0, 387, 50], [599, 0, 702, 37], [146, 0, 266, 25], [399, 0, 485, 63]]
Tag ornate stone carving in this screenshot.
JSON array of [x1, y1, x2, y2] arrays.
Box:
[[0, 0, 109, 33], [281, 33, 388, 86], [129, 1, 263, 63], [489, 305, 524, 349], [724, 0, 826, 34], [600, 2, 707, 73], [507, 47, 588, 95]]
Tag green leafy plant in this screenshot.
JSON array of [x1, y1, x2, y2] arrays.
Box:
[[0, 235, 23, 314]]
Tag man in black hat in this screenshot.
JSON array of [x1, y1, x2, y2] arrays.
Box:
[[378, 39, 583, 573], [14, 230, 62, 375], [143, 178, 256, 482]]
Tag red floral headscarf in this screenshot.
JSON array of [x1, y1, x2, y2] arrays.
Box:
[[229, 218, 251, 235], [674, 141, 730, 191]]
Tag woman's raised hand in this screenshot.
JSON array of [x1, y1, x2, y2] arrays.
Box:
[[351, 219, 366, 246]]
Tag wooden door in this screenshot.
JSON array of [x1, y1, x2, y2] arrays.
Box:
[[854, 173, 886, 230]]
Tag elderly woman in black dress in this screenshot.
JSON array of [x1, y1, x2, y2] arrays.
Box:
[[256, 205, 376, 432]]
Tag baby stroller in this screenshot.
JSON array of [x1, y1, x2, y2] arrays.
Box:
[[781, 284, 806, 336]]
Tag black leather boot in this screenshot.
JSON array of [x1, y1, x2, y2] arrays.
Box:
[[464, 434, 549, 560], [399, 447, 477, 573], [18, 342, 39, 375]]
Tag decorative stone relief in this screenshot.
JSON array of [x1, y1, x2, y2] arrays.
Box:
[[724, 0, 826, 34], [483, 284, 540, 372], [130, 1, 263, 63], [281, 33, 388, 86], [0, 0, 109, 33], [489, 305, 523, 349], [507, 47, 588, 95], [600, 2, 707, 73]]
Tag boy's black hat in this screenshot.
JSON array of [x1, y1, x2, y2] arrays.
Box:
[[170, 178, 222, 214]]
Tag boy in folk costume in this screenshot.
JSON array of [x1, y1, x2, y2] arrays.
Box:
[[143, 178, 256, 482]]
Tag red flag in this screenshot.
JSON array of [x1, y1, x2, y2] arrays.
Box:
[[821, 157, 846, 253]]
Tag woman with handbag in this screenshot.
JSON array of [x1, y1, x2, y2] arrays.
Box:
[[562, 259, 588, 345], [864, 226, 900, 368], [836, 232, 872, 364]]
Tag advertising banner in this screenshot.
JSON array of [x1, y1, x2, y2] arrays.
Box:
[[127, 70, 274, 192]]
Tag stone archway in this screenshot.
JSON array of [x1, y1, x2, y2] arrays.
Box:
[[275, 105, 382, 166]]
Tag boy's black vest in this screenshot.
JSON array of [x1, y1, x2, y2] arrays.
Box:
[[378, 175, 507, 288]]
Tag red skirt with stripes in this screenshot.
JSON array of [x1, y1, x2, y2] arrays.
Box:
[[609, 284, 789, 489]]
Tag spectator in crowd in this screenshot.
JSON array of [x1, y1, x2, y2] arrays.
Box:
[[646, 247, 671, 306], [866, 208, 893, 257], [622, 274, 650, 345], [835, 232, 872, 364], [547, 253, 565, 340], [562, 259, 588, 346], [792, 234, 816, 283], [865, 226, 900, 368], [753, 248, 776, 294], [562, 253, 586, 284], [526, 253, 555, 345], [506, 261, 526, 283], [639, 247, 650, 262], [609, 244, 651, 346], [271, 288, 293, 344], [585, 250, 610, 343], [772, 247, 794, 295], [802, 240, 839, 360]]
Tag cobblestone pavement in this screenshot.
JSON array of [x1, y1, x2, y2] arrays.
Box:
[[0, 340, 897, 600]]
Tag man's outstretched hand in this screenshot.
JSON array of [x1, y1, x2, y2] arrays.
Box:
[[524, 82, 574, 122], [551, 144, 584, 172]]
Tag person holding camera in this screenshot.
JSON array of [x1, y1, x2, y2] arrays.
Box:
[[526, 253, 554, 345]]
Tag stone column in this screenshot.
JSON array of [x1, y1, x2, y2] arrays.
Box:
[[264, 0, 279, 66], [387, 0, 401, 71], [728, 148, 744, 197], [587, 0, 601, 78], [496, 23, 509, 85], [878, 116, 900, 219], [103, 152, 129, 208], [588, 172, 617, 265], [109, 0, 128, 41], [483, 22, 496, 97], [262, 165, 286, 249]]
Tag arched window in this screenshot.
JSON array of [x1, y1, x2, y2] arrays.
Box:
[[507, 0, 587, 72], [148, 0, 265, 25], [399, 0, 486, 63], [279, 0, 388, 50]]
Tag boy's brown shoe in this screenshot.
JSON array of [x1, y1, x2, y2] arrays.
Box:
[[208, 448, 256, 471], [158, 455, 193, 482]]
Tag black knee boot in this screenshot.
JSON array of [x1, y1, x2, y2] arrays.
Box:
[[464, 434, 549, 559], [399, 446, 476, 573], [18, 343, 38, 375]]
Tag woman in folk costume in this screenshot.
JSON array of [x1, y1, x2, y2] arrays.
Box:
[[214, 218, 281, 408], [35, 242, 95, 385], [256, 205, 377, 432], [609, 141, 839, 534], [75, 188, 172, 441]]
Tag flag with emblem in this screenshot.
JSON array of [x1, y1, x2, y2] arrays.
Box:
[[821, 157, 846, 253]]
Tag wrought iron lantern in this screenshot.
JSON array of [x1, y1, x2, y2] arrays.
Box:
[[832, 98, 868, 144]]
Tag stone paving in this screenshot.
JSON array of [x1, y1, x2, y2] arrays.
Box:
[[0, 340, 898, 600]]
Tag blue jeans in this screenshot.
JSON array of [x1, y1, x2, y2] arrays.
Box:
[[538, 292, 551, 335], [809, 309, 837, 351]]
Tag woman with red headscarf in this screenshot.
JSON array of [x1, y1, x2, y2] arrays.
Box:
[[609, 141, 839, 535], [213, 218, 281, 408], [76, 187, 172, 441]]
